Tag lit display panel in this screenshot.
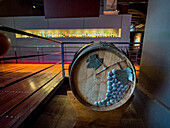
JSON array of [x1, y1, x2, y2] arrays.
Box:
[[134, 33, 142, 46], [16, 29, 121, 38]]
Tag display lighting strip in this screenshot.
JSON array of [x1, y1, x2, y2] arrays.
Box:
[[16, 28, 121, 38]]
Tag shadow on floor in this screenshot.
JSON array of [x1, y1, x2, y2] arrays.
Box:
[[20, 77, 145, 128]]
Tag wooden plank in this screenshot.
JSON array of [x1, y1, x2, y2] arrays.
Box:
[[0, 64, 54, 87]]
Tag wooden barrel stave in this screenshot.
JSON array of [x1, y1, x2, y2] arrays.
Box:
[[69, 42, 136, 111]]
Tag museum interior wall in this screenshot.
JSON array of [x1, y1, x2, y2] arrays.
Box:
[[133, 0, 170, 127]]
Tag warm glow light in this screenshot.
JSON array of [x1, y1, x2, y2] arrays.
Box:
[[135, 65, 140, 79], [30, 81, 36, 90], [134, 33, 142, 46], [16, 29, 122, 38]]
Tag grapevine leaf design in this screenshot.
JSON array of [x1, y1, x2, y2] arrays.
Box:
[[86, 54, 103, 70]]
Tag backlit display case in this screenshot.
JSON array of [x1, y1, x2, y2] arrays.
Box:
[[16, 29, 121, 38]]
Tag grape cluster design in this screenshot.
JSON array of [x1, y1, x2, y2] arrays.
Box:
[[94, 69, 130, 107]]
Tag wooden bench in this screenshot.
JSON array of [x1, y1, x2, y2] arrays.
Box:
[[0, 64, 65, 128]]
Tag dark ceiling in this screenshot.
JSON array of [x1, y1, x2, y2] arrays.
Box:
[[0, 0, 148, 29], [0, 0, 148, 17], [0, 0, 44, 17]]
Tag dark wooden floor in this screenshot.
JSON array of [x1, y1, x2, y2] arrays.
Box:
[[22, 79, 145, 128]]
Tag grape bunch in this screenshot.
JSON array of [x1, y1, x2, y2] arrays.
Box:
[[94, 69, 130, 107]]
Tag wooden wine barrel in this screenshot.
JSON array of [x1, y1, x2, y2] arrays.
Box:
[[69, 42, 136, 111]]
